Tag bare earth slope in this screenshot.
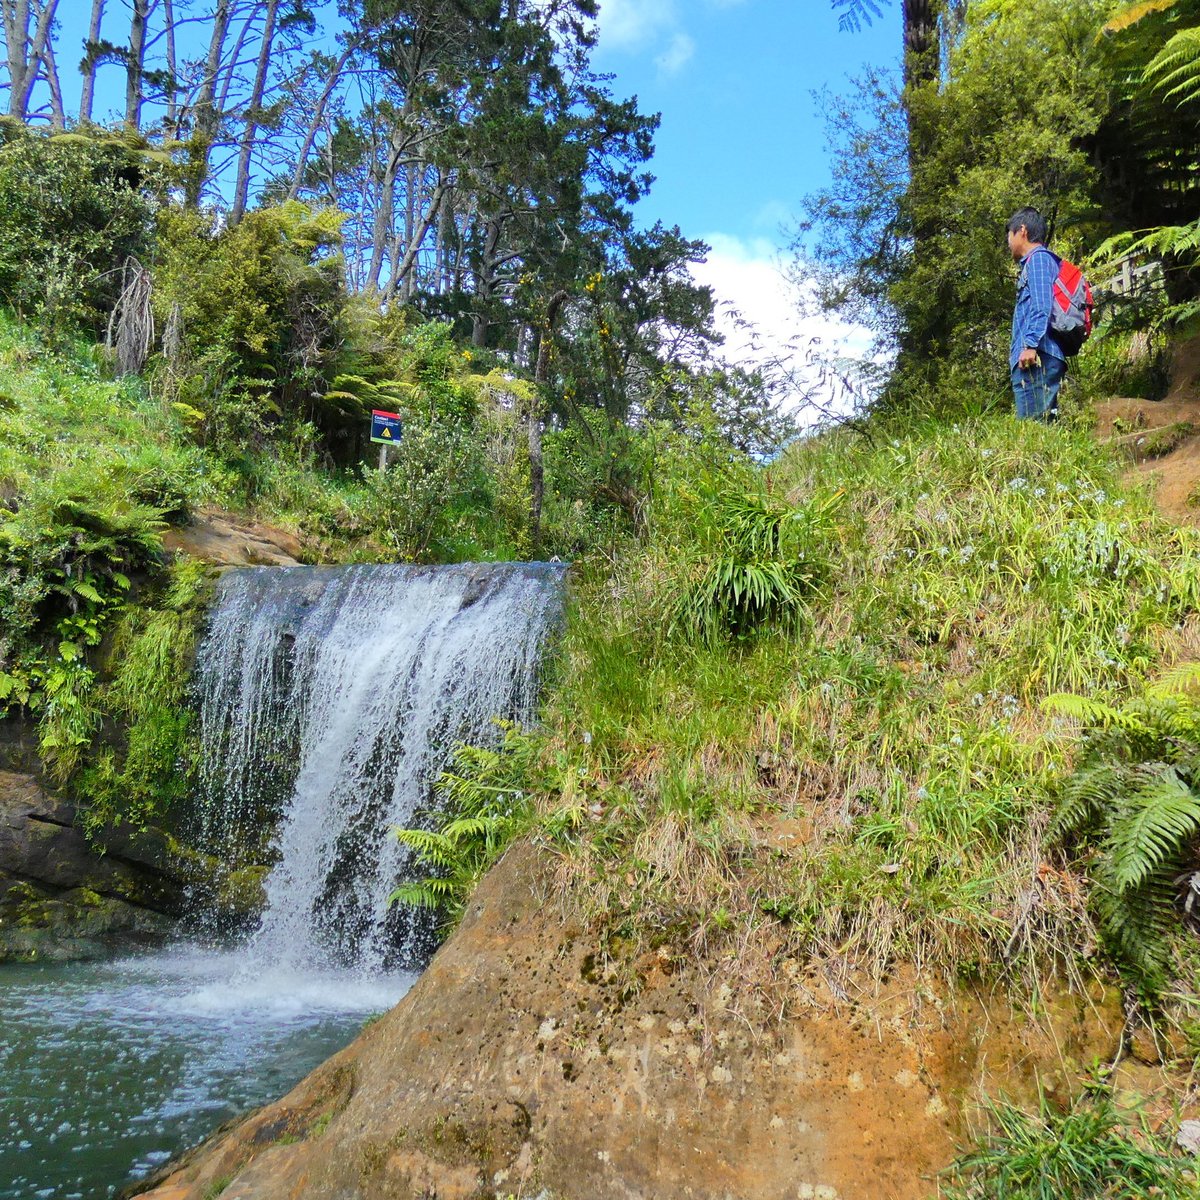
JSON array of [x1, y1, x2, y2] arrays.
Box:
[[133, 843, 1123, 1200], [1094, 336, 1200, 525]]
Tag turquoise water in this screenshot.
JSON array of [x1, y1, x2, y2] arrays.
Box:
[[0, 950, 413, 1199]]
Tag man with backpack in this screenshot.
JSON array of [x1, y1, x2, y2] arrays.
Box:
[[1007, 207, 1069, 421]]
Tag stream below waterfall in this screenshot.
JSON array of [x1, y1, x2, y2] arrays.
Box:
[[0, 562, 565, 1199], [0, 950, 414, 1199]]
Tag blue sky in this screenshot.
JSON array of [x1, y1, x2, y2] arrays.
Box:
[[590, 0, 899, 407], [592, 0, 898, 246]]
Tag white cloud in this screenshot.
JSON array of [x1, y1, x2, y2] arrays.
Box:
[[596, 0, 738, 72], [690, 233, 879, 421], [598, 0, 678, 51], [655, 32, 696, 75]]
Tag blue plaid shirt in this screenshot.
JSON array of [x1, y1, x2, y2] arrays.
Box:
[[1010, 246, 1066, 369]]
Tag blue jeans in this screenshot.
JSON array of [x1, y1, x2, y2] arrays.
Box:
[[1011, 356, 1066, 421]]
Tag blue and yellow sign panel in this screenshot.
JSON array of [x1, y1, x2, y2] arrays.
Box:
[[371, 410, 402, 445]]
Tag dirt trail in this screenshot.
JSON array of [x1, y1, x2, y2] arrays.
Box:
[[1093, 335, 1200, 525]]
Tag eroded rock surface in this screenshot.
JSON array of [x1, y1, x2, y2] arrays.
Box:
[[134, 843, 1123, 1200]]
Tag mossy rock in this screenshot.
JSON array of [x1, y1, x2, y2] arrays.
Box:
[[0, 878, 173, 962]]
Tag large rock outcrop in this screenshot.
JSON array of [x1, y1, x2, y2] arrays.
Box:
[[132, 843, 1124, 1200]]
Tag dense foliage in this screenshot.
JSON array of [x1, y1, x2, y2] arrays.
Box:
[[799, 0, 1200, 414]]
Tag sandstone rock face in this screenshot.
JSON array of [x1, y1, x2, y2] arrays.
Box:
[[0, 771, 182, 961], [135, 844, 1123, 1200]]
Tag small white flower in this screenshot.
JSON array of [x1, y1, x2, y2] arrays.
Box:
[[982, 448, 994, 459], [1033, 487, 1046, 498], [1008, 477, 1028, 491], [916, 786, 929, 801], [950, 735, 964, 747]]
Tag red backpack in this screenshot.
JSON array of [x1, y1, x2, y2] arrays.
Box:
[[1048, 254, 1094, 357]]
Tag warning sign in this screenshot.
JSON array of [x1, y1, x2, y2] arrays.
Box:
[[370, 410, 402, 445]]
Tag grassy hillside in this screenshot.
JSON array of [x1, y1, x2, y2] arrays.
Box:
[[415, 414, 1200, 1016]]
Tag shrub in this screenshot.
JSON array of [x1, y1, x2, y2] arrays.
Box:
[[0, 123, 163, 334], [152, 202, 348, 451]]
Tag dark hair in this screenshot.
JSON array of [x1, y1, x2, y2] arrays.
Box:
[[1007, 207, 1047, 244]]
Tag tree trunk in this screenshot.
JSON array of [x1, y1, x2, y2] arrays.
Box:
[[124, 0, 149, 131], [286, 46, 352, 200], [364, 144, 400, 293], [187, 0, 232, 206], [391, 179, 447, 300], [529, 289, 569, 557], [41, 24, 64, 128], [163, 0, 178, 131], [215, 7, 258, 117], [230, 0, 281, 225], [472, 218, 501, 348], [78, 0, 105, 123], [3, 0, 58, 120]]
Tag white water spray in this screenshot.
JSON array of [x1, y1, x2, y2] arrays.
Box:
[[193, 562, 565, 973]]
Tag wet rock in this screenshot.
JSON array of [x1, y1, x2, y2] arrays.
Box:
[[162, 508, 302, 566], [0, 771, 184, 962]]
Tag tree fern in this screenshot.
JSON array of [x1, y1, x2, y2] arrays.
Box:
[[1107, 767, 1200, 891], [1102, 0, 1180, 35]]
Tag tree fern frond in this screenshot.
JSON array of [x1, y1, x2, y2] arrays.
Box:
[[1106, 767, 1200, 891], [1049, 760, 1125, 841], [1102, 0, 1178, 34], [831, 0, 887, 33], [1146, 27, 1200, 105], [1146, 662, 1200, 699], [1091, 866, 1178, 990]]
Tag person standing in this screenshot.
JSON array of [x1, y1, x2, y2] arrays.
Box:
[[1007, 207, 1066, 421]]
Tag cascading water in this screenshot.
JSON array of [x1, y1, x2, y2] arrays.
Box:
[[192, 561, 566, 972], [0, 561, 566, 1200]]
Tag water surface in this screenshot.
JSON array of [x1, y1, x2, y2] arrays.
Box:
[[0, 949, 412, 1200]]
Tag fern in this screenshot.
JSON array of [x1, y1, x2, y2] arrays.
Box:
[[1043, 692, 1151, 735], [389, 723, 582, 934], [1101, 0, 1179, 35], [1049, 669, 1200, 996], [1146, 26, 1200, 104], [1107, 768, 1200, 891]]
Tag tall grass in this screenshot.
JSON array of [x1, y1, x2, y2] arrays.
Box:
[[509, 415, 1200, 989]]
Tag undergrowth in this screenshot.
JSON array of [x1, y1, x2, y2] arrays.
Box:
[[402, 414, 1200, 998], [939, 1083, 1195, 1198]]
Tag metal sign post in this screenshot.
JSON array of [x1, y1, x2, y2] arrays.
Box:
[[370, 410, 402, 473]]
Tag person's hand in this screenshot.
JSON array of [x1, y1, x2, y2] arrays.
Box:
[[1017, 348, 1039, 369]]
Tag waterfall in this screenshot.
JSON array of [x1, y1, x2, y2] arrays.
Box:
[[192, 562, 565, 973]]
